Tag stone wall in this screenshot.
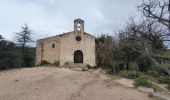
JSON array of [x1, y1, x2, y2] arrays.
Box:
[[35, 31, 96, 66], [35, 36, 61, 65]]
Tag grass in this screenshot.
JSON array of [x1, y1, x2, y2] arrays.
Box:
[[133, 75, 152, 88]]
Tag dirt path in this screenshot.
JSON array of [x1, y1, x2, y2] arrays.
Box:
[[0, 67, 153, 100]]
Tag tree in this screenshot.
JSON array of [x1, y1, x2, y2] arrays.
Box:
[[96, 33, 140, 72], [0, 35, 3, 40], [96, 34, 116, 73], [119, 18, 170, 76], [0, 35, 22, 69], [16, 24, 32, 52], [118, 32, 140, 70], [138, 0, 170, 30], [16, 24, 33, 67]]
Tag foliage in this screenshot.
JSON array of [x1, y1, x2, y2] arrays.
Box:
[[53, 60, 60, 67], [95, 1, 170, 75], [96, 34, 116, 73], [147, 70, 159, 77], [16, 24, 34, 67], [96, 35, 114, 67], [118, 17, 170, 76], [16, 24, 32, 48], [114, 63, 124, 72], [0, 39, 22, 69], [0, 34, 35, 70], [137, 55, 152, 73], [157, 76, 170, 85], [134, 75, 152, 87], [118, 34, 141, 70], [40, 60, 51, 66], [120, 70, 142, 79]]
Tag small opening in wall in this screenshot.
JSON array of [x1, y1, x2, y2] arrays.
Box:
[[52, 44, 55, 48], [76, 36, 81, 41], [77, 23, 81, 30]]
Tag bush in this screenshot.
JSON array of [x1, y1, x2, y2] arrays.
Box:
[[147, 70, 159, 77], [40, 60, 51, 66], [115, 63, 124, 72], [120, 70, 141, 79], [53, 60, 60, 67], [157, 76, 170, 84], [134, 76, 152, 87], [87, 64, 91, 68]]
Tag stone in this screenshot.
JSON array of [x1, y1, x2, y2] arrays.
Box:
[[35, 19, 96, 67], [137, 86, 155, 93]]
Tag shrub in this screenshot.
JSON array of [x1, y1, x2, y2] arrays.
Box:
[[115, 63, 124, 72], [157, 76, 170, 84], [53, 60, 60, 67], [147, 70, 159, 77], [40, 60, 51, 66], [134, 76, 152, 87], [120, 70, 141, 79], [87, 64, 91, 68]]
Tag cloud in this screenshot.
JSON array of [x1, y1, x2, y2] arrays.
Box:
[[0, 0, 139, 41]]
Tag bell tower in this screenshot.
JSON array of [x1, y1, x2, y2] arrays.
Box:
[[74, 19, 84, 33]]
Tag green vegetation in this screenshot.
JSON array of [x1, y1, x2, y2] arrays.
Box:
[[96, 0, 170, 77], [53, 60, 60, 67], [147, 71, 159, 77], [40, 60, 51, 66], [0, 0, 170, 91], [0, 25, 35, 70], [137, 56, 153, 73], [157, 76, 170, 85], [120, 70, 142, 79], [38, 60, 60, 67], [134, 76, 152, 87]]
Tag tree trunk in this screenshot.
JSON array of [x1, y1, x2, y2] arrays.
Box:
[[126, 60, 129, 70], [147, 55, 170, 76], [132, 48, 170, 76]]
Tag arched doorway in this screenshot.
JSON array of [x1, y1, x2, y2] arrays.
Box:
[[74, 50, 83, 63]]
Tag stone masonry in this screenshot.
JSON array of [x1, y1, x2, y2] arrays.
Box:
[[35, 19, 96, 66]]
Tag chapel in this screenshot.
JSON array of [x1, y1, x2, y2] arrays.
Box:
[[35, 19, 96, 66]]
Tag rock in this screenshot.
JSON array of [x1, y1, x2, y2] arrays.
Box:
[[137, 86, 170, 100], [153, 92, 170, 100], [137, 86, 155, 93]]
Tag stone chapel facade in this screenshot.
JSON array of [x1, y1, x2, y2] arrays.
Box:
[[35, 19, 96, 66]]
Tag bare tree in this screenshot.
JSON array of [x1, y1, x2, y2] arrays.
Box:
[[138, 0, 170, 30]]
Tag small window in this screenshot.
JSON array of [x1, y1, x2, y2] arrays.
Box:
[[52, 44, 55, 48]]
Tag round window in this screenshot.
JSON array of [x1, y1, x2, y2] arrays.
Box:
[[76, 36, 81, 41]]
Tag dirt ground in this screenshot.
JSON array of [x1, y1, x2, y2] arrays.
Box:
[[0, 67, 153, 100]]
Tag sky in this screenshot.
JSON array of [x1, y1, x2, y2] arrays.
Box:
[[0, 0, 140, 42]]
